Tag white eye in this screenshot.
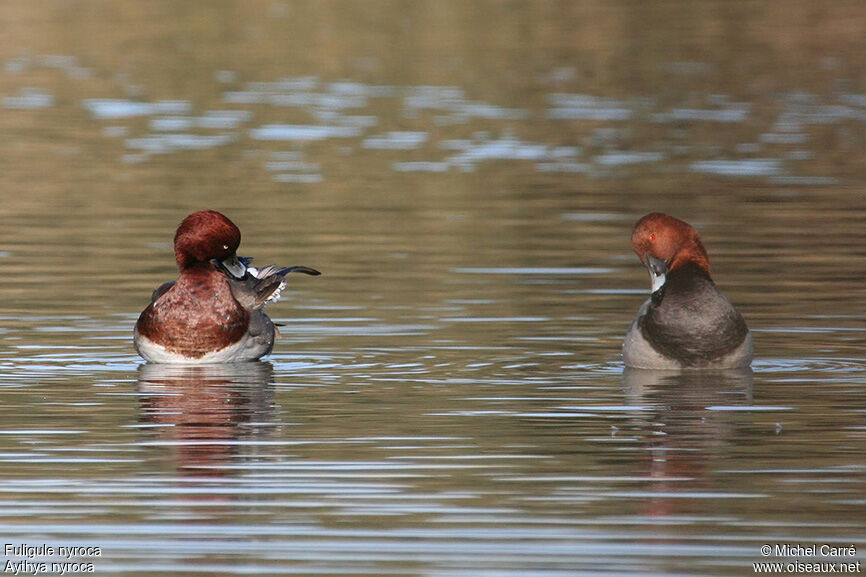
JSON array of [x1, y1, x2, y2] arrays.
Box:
[[223, 245, 229, 250]]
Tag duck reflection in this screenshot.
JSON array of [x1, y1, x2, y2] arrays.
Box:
[[136, 362, 275, 476], [623, 367, 753, 516]]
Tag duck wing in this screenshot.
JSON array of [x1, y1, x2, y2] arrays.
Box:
[[151, 281, 175, 303], [227, 265, 320, 310]]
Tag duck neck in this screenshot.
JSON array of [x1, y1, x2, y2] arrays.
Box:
[[668, 260, 713, 283], [179, 260, 217, 275], [669, 233, 711, 276]]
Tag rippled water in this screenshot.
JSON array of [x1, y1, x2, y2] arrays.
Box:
[[0, 1, 865, 575]]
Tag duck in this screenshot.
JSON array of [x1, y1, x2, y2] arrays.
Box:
[[134, 210, 320, 363], [623, 212, 752, 369]]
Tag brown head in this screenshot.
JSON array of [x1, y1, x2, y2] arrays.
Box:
[[632, 213, 710, 273], [631, 213, 711, 292], [173, 210, 246, 277]]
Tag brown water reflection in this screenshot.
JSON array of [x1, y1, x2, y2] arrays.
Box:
[[624, 369, 754, 519], [137, 363, 275, 476], [0, 1, 864, 576]]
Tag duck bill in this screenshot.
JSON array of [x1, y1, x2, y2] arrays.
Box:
[[214, 254, 247, 279], [644, 254, 668, 294]]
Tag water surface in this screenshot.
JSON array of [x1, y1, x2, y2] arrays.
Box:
[[0, 1, 865, 575]]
